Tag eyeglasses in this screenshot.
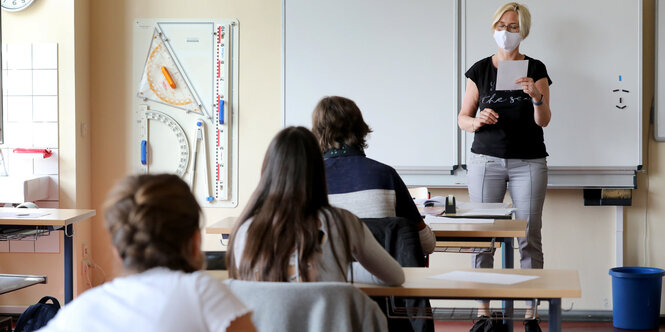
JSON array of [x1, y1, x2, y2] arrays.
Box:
[[495, 23, 520, 33]]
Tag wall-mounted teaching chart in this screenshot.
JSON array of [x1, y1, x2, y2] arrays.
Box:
[[463, 0, 642, 187], [133, 19, 239, 207], [283, 0, 460, 176], [656, 0, 665, 141]]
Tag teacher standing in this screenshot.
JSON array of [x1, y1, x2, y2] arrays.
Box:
[[457, 2, 551, 331]]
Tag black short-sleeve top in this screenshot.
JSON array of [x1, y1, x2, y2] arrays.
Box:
[[465, 55, 552, 159]]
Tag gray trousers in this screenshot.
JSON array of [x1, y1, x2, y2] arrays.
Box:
[[467, 152, 548, 270]]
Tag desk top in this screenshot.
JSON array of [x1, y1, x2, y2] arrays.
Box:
[[207, 270, 229, 280], [0, 274, 47, 295], [357, 267, 581, 299], [0, 208, 96, 226], [428, 219, 526, 238], [206, 217, 526, 239], [207, 267, 580, 300], [206, 216, 237, 235]]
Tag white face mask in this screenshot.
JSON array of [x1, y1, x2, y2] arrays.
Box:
[[493, 29, 522, 52]]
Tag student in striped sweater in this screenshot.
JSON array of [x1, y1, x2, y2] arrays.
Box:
[[311, 96, 436, 255]]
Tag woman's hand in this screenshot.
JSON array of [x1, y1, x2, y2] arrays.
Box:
[[476, 108, 499, 127], [515, 77, 541, 101]]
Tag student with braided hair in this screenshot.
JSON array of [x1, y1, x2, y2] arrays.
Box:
[[39, 174, 256, 332]]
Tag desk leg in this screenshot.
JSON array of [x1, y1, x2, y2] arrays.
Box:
[[64, 225, 73, 304], [502, 238, 514, 332], [502, 237, 514, 268], [548, 298, 561, 332]]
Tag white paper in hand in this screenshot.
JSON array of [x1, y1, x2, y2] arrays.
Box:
[[496, 60, 528, 91]]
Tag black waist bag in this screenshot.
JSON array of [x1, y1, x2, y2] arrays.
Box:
[[15, 296, 61, 332]]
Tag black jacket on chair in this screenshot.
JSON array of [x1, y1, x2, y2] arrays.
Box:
[[362, 217, 434, 332]]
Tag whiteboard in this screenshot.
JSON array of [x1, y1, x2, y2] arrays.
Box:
[[283, 0, 459, 173], [656, 0, 665, 141], [463, 0, 642, 171]]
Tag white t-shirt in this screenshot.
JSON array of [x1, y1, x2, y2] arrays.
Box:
[[38, 268, 249, 332]]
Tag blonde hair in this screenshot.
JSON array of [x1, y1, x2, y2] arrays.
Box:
[[491, 2, 531, 40]]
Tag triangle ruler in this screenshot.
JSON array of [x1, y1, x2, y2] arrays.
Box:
[[137, 27, 211, 119]]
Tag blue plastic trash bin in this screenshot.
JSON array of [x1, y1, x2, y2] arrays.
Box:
[[609, 266, 665, 330]]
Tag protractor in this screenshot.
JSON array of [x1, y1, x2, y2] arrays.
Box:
[[137, 29, 204, 115], [145, 42, 193, 106], [141, 110, 190, 177]]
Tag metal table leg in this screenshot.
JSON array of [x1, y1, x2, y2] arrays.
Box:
[[549, 298, 561, 332], [64, 224, 73, 303], [502, 237, 514, 268], [502, 237, 514, 332]]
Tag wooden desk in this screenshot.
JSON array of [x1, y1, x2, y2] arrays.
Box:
[[208, 267, 579, 332], [0, 208, 96, 303], [427, 219, 526, 332], [357, 267, 581, 332], [207, 217, 527, 331], [206, 217, 526, 268], [428, 219, 525, 238], [205, 216, 237, 235], [207, 270, 229, 280], [0, 209, 96, 227], [429, 218, 526, 261], [207, 217, 526, 240], [0, 274, 47, 295], [208, 217, 525, 265]]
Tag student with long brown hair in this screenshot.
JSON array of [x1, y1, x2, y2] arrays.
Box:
[[227, 126, 404, 285], [39, 174, 256, 332]]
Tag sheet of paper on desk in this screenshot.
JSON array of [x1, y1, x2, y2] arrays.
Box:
[[424, 215, 494, 224], [456, 208, 515, 216], [0, 212, 50, 218], [455, 202, 514, 216], [496, 60, 528, 91], [457, 202, 512, 209], [429, 270, 539, 285]]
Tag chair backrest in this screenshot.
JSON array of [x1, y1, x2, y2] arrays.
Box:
[[362, 217, 434, 332], [362, 217, 425, 267], [225, 280, 387, 332]]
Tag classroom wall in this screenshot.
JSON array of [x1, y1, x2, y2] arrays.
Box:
[[72, 0, 92, 300], [89, 0, 282, 277], [0, 0, 652, 314], [0, 0, 92, 307]]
